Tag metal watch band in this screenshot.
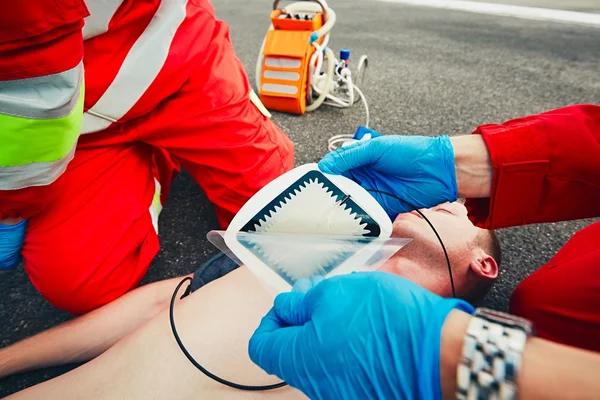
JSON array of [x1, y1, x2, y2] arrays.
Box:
[[456, 308, 534, 400]]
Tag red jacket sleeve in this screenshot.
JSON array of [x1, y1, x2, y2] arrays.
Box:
[[0, 0, 88, 80], [0, 1, 88, 218], [465, 104, 600, 229]]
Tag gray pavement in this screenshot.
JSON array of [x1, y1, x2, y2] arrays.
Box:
[[1, 0, 599, 396]]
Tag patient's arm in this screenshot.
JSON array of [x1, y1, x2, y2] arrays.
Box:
[[0, 275, 190, 379], [6, 267, 305, 399]]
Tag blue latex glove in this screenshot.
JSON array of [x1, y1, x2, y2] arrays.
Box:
[[249, 272, 474, 400], [318, 134, 458, 219], [291, 275, 324, 293], [0, 219, 27, 270]]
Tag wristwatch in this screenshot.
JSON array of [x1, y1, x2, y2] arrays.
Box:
[[456, 308, 535, 400]]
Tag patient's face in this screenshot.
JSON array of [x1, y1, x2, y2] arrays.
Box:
[[383, 201, 489, 296], [392, 201, 480, 249]]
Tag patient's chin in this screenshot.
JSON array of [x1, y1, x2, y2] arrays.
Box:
[[392, 216, 425, 240]]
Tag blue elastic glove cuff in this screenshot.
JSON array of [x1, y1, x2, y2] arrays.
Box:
[[0, 219, 27, 270]]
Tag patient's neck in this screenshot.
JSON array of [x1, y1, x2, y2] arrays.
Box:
[[380, 255, 450, 297]]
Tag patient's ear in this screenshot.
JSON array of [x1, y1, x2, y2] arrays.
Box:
[[469, 248, 498, 279]]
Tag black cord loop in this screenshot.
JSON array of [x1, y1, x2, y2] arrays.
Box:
[[169, 277, 288, 391]]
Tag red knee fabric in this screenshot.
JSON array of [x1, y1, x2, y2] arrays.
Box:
[[510, 221, 600, 352], [22, 145, 163, 314]]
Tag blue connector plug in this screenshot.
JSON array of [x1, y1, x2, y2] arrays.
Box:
[[340, 48, 351, 61], [353, 126, 382, 141]]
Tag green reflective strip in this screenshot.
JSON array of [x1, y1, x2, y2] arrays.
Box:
[[149, 179, 163, 233], [0, 83, 84, 167], [0, 144, 75, 190], [152, 181, 163, 217]]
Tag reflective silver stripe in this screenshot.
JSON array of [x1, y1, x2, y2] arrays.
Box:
[[264, 70, 300, 81], [265, 58, 302, 69], [83, 0, 125, 40], [0, 145, 75, 190], [0, 62, 83, 120], [262, 83, 298, 95], [81, 0, 189, 134]]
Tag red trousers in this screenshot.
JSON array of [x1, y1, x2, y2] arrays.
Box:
[[0, 16, 294, 314]]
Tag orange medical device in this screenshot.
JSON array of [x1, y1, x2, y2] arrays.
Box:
[[257, 0, 329, 115], [256, 0, 370, 152]]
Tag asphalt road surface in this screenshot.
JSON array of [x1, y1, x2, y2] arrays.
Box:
[[1, 0, 599, 396]]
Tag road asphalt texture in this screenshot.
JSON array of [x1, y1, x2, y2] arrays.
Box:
[[1, 0, 598, 396]]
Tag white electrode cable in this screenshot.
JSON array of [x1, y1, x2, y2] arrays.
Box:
[[324, 72, 370, 151], [308, 45, 370, 137], [306, 44, 335, 112]]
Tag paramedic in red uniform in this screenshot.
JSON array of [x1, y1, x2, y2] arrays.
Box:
[[318, 104, 600, 352], [0, 1, 294, 314]]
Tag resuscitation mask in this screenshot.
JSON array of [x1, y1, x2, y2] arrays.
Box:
[[207, 163, 412, 295]]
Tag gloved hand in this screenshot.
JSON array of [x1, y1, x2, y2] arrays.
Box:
[[318, 134, 458, 219], [0, 219, 27, 270], [248, 272, 474, 400]]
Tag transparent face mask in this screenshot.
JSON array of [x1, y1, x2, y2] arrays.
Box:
[[208, 231, 411, 295], [208, 164, 413, 295]]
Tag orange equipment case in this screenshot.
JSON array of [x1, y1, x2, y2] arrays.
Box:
[[258, 6, 325, 115]]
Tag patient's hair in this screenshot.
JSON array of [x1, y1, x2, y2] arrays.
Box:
[[462, 230, 502, 304]]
